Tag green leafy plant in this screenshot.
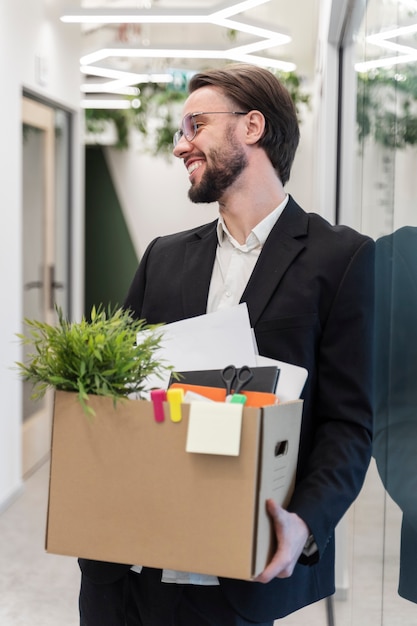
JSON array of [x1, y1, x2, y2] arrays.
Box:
[[16, 306, 171, 416], [357, 67, 417, 148], [275, 70, 311, 117], [85, 109, 131, 150]]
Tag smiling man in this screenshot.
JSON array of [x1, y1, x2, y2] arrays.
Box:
[[78, 63, 374, 626]]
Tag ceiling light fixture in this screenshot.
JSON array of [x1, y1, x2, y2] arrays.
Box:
[[81, 82, 141, 95], [211, 0, 270, 19], [355, 53, 417, 72], [81, 99, 132, 109], [367, 23, 417, 46], [64, 0, 295, 106], [80, 47, 296, 72], [229, 38, 290, 55], [61, 9, 207, 24], [61, 9, 287, 41], [355, 20, 417, 71], [366, 37, 417, 56], [80, 65, 173, 84], [211, 18, 290, 42], [61, 0, 272, 24]]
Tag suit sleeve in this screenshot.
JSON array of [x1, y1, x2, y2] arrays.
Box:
[[123, 237, 160, 319]]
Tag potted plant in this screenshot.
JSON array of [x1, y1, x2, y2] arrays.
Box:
[[16, 305, 171, 416]]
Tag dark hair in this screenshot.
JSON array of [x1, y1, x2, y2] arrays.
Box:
[[188, 63, 300, 185]]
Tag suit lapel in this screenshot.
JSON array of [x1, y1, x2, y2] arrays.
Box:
[[181, 221, 218, 318], [178, 198, 309, 325], [241, 197, 308, 327]]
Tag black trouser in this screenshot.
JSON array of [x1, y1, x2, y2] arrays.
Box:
[[79, 567, 274, 626]]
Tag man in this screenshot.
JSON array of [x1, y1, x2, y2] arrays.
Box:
[[373, 227, 417, 604], [79, 63, 374, 625]]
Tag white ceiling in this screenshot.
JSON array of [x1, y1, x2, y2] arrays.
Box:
[[71, 0, 321, 105]]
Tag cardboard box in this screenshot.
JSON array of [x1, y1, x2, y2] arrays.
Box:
[[46, 390, 302, 580]]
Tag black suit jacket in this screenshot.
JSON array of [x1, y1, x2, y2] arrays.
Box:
[[373, 227, 417, 604], [80, 196, 374, 621]]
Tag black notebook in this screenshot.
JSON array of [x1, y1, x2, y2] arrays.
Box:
[[168, 366, 280, 394]]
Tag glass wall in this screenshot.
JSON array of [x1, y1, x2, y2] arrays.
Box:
[[282, 2, 417, 624], [355, 0, 417, 236], [347, 0, 417, 624]]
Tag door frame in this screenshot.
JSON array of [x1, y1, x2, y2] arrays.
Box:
[[21, 97, 55, 477]]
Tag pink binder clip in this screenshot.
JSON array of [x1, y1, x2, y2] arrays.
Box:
[[150, 389, 167, 423]]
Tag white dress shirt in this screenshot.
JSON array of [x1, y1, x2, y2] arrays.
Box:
[[207, 196, 289, 314]]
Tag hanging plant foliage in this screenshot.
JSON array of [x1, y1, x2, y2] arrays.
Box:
[[357, 67, 417, 149]]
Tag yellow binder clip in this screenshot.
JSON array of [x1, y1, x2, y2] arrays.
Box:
[[167, 387, 184, 423]]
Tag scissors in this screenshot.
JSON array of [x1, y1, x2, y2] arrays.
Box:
[[221, 365, 254, 396]]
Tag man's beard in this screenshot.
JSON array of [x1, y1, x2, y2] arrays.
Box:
[[188, 129, 248, 204]]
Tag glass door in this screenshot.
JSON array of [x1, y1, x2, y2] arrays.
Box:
[[338, 1, 417, 624], [21, 97, 70, 477]]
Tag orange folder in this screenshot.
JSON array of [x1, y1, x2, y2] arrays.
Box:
[[169, 383, 227, 402], [169, 383, 278, 408]]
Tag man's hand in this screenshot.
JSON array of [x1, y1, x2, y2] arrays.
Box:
[[255, 499, 310, 584]]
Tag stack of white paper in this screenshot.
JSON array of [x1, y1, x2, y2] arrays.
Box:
[[138, 303, 307, 402]]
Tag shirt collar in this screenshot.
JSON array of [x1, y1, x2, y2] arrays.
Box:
[[216, 194, 289, 249]]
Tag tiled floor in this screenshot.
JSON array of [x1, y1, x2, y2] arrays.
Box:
[[0, 460, 416, 625], [0, 462, 79, 626]]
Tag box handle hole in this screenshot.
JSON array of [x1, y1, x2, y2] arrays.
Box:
[[275, 441, 288, 457]]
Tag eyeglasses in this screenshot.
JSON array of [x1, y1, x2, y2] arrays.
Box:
[[173, 111, 248, 147]]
